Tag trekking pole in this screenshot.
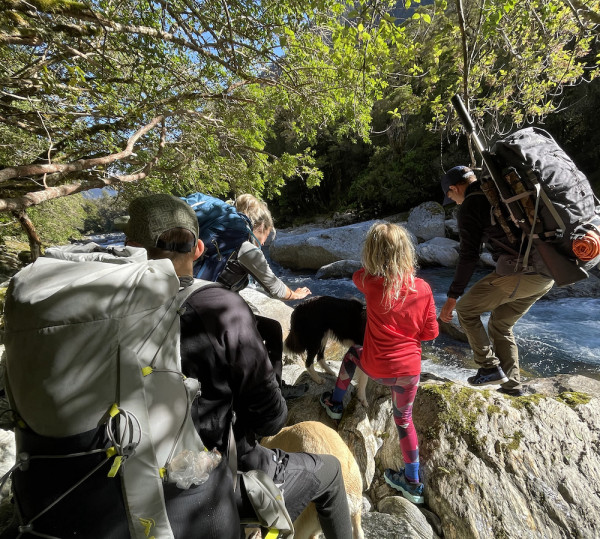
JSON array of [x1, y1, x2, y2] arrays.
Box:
[[451, 94, 588, 286]]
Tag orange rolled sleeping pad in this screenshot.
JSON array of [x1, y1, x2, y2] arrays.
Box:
[[573, 230, 600, 261]]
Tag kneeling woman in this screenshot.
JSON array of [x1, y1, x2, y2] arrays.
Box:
[[218, 194, 312, 399]]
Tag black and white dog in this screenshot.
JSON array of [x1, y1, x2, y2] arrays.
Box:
[[284, 296, 369, 405]]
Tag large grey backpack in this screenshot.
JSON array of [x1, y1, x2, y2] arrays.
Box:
[[2, 244, 216, 538], [489, 127, 600, 280]]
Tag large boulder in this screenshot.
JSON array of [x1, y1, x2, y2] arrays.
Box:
[[270, 220, 378, 270], [283, 361, 600, 539], [240, 287, 294, 335], [543, 271, 600, 300], [407, 202, 446, 242], [437, 319, 468, 342], [315, 260, 362, 279], [414, 378, 600, 538], [416, 237, 459, 267], [444, 218, 459, 240], [270, 216, 418, 272]]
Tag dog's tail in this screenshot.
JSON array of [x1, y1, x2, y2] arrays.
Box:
[[283, 328, 304, 355]]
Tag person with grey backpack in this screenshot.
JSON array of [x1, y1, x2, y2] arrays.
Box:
[[124, 194, 353, 538], [439, 166, 554, 397]]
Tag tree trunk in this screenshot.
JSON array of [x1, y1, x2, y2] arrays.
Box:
[[12, 210, 43, 261], [454, 0, 477, 168]]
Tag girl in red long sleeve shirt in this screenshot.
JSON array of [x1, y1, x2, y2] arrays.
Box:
[[320, 222, 439, 505]]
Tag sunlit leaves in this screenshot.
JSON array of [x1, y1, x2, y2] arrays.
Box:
[[0, 0, 393, 209], [379, 0, 599, 140]]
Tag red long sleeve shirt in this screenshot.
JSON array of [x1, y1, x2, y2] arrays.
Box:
[[353, 269, 439, 378]]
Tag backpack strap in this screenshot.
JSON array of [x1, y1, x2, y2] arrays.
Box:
[[176, 278, 223, 305], [178, 283, 240, 495], [520, 182, 542, 270], [526, 170, 567, 235], [473, 182, 521, 245]]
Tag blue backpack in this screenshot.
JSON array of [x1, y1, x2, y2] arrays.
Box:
[[181, 193, 252, 281]]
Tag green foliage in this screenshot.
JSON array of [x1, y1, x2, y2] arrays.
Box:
[[348, 139, 441, 214], [502, 430, 523, 451], [277, 0, 599, 218], [362, 0, 600, 141], [27, 195, 89, 246], [81, 192, 129, 235], [0, 0, 392, 217], [2, 0, 599, 240], [508, 393, 546, 411], [542, 77, 600, 189], [1, 192, 127, 247]]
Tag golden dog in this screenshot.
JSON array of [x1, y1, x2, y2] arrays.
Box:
[[262, 421, 364, 539]]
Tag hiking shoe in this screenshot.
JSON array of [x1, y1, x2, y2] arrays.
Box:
[[320, 391, 343, 420], [467, 366, 508, 386], [497, 386, 526, 397], [281, 381, 308, 400], [384, 468, 424, 505]]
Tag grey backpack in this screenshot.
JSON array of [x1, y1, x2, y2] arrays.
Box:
[[1, 244, 217, 538], [489, 127, 600, 277]]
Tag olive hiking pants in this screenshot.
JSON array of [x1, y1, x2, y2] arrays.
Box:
[[456, 271, 554, 389]]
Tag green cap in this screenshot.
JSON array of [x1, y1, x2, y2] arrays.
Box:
[[122, 194, 199, 252]]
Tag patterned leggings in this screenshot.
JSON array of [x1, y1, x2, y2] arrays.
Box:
[[332, 346, 421, 482]]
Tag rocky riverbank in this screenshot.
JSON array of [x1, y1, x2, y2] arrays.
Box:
[[260, 287, 600, 538], [269, 202, 600, 299], [0, 203, 599, 537], [0, 277, 599, 538]]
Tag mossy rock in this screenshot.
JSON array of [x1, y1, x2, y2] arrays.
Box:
[[555, 391, 592, 408], [507, 393, 546, 411], [418, 382, 488, 453]]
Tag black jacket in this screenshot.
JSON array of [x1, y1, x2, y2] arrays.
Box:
[[448, 180, 524, 299], [179, 285, 287, 472]]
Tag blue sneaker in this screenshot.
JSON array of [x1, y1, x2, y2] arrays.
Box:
[[320, 391, 343, 420], [384, 468, 424, 505], [467, 366, 508, 386]]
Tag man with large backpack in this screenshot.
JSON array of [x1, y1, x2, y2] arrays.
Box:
[[439, 166, 554, 397], [124, 194, 353, 538], [2, 197, 239, 538]]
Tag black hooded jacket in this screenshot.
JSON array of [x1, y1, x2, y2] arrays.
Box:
[[179, 285, 287, 472], [448, 180, 525, 299]]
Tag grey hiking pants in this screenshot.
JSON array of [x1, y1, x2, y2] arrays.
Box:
[[237, 450, 352, 538], [456, 271, 554, 389]]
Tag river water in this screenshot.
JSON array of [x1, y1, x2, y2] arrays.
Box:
[[271, 260, 600, 385], [93, 232, 600, 384]]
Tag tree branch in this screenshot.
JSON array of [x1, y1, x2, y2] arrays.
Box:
[[0, 115, 164, 183]]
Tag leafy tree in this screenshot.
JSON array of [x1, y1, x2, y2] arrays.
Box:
[[21, 194, 88, 246], [543, 76, 600, 188], [81, 191, 129, 235], [2, 0, 598, 248], [0, 0, 397, 252], [306, 0, 600, 213], [391, 0, 600, 154]]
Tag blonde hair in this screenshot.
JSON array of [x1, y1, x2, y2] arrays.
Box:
[[235, 194, 275, 237], [361, 222, 417, 308]]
